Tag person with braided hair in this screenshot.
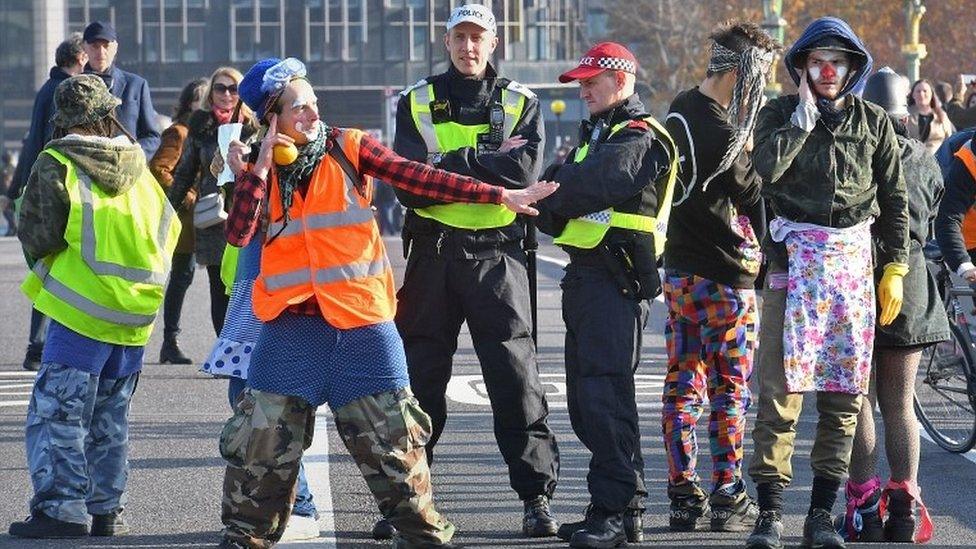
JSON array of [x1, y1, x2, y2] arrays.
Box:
[[661, 20, 780, 534]]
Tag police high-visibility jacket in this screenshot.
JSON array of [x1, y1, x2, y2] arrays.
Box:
[[955, 142, 976, 250], [405, 79, 531, 229], [554, 116, 678, 255], [21, 148, 179, 346], [252, 128, 395, 329]]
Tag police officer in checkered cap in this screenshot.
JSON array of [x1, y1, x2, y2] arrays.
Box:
[[384, 2, 560, 542], [537, 41, 680, 548]]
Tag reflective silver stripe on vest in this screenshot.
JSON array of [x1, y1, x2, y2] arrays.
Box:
[[263, 267, 312, 291], [411, 84, 442, 153], [77, 172, 171, 286], [33, 260, 156, 327], [501, 89, 522, 139], [315, 257, 390, 285], [263, 257, 390, 291]]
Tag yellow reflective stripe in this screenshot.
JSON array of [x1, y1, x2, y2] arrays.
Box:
[[76, 171, 170, 285], [264, 258, 390, 291], [501, 88, 525, 139], [32, 260, 156, 327], [409, 84, 440, 155]]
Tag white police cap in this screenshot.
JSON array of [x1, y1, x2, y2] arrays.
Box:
[[446, 4, 496, 33]]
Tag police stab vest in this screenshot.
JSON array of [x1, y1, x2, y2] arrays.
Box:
[[252, 128, 397, 329], [21, 148, 179, 346], [553, 116, 678, 254], [406, 79, 530, 229]]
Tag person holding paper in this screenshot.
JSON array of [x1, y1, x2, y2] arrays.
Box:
[[169, 67, 258, 336]]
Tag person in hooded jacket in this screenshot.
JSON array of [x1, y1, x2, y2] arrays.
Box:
[[836, 67, 947, 545], [745, 17, 909, 549], [8, 74, 179, 539]]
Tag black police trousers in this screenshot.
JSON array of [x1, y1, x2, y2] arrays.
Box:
[[562, 263, 648, 513], [395, 239, 559, 500]]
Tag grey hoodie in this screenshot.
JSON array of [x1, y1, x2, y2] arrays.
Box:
[[18, 134, 148, 260]]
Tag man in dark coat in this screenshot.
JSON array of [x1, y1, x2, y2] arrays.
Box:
[[81, 21, 161, 158]]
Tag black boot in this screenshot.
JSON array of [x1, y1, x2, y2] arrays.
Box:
[[884, 489, 916, 542], [522, 495, 558, 537], [22, 346, 41, 372], [372, 518, 396, 540], [9, 511, 90, 538], [668, 482, 710, 531], [746, 510, 784, 549], [802, 508, 845, 548], [710, 479, 759, 532], [91, 509, 130, 536], [557, 505, 641, 543], [568, 507, 626, 549], [159, 334, 192, 364]]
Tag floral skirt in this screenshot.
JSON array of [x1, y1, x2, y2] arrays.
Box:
[[776, 219, 874, 395]]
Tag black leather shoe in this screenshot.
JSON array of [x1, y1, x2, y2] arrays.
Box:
[[21, 349, 41, 372], [746, 510, 784, 549], [9, 511, 90, 538], [91, 509, 130, 536], [558, 505, 641, 543], [568, 508, 626, 549], [159, 336, 192, 364], [372, 518, 396, 540], [802, 508, 845, 548], [217, 537, 249, 549], [522, 495, 558, 537], [884, 489, 916, 542]]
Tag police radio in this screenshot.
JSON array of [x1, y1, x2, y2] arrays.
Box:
[[477, 102, 506, 154], [588, 119, 609, 151]]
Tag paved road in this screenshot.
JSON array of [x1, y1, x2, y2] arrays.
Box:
[[0, 235, 974, 548]]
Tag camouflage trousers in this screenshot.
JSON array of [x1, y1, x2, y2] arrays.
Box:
[[25, 362, 139, 524], [220, 386, 455, 548]]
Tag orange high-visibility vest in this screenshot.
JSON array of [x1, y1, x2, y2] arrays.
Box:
[[252, 128, 395, 329], [956, 141, 976, 250]]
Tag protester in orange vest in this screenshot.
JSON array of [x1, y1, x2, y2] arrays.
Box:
[[214, 57, 556, 549]]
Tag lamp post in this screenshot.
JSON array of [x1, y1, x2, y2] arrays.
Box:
[[761, 0, 787, 98], [903, 0, 927, 83], [550, 99, 566, 150]]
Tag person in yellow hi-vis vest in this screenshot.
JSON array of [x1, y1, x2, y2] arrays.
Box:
[[535, 42, 678, 549], [390, 3, 559, 541], [8, 75, 179, 540]]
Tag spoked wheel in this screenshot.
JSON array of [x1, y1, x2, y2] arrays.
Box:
[[914, 322, 976, 453]]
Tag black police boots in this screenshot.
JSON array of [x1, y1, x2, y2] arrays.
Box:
[[8, 511, 90, 538], [557, 505, 642, 543], [568, 506, 626, 549], [745, 509, 784, 549], [522, 495, 558, 537], [802, 508, 846, 548]]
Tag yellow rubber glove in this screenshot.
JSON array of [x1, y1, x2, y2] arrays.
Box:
[[878, 263, 909, 326]]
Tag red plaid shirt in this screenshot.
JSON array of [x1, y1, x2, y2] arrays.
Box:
[[225, 130, 504, 316]]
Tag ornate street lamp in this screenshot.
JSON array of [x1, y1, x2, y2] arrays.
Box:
[[761, 0, 788, 98], [903, 0, 927, 83]]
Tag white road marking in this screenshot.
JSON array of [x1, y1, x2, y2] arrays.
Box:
[[0, 383, 35, 389], [279, 411, 337, 548], [0, 371, 38, 377], [447, 372, 666, 408], [0, 401, 29, 408]]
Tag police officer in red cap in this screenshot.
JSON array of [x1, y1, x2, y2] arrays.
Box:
[[537, 42, 679, 548]]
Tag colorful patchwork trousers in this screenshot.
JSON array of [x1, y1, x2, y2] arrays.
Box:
[[662, 271, 757, 490]]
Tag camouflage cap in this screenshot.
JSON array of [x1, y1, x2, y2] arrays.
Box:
[[50, 74, 121, 129]]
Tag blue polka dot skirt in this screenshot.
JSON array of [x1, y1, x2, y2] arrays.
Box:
[[202, 237, 263, 380], [246, 312, 410, 410]]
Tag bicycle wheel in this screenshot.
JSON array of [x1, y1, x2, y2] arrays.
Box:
[[914, 322, 976, 453]]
